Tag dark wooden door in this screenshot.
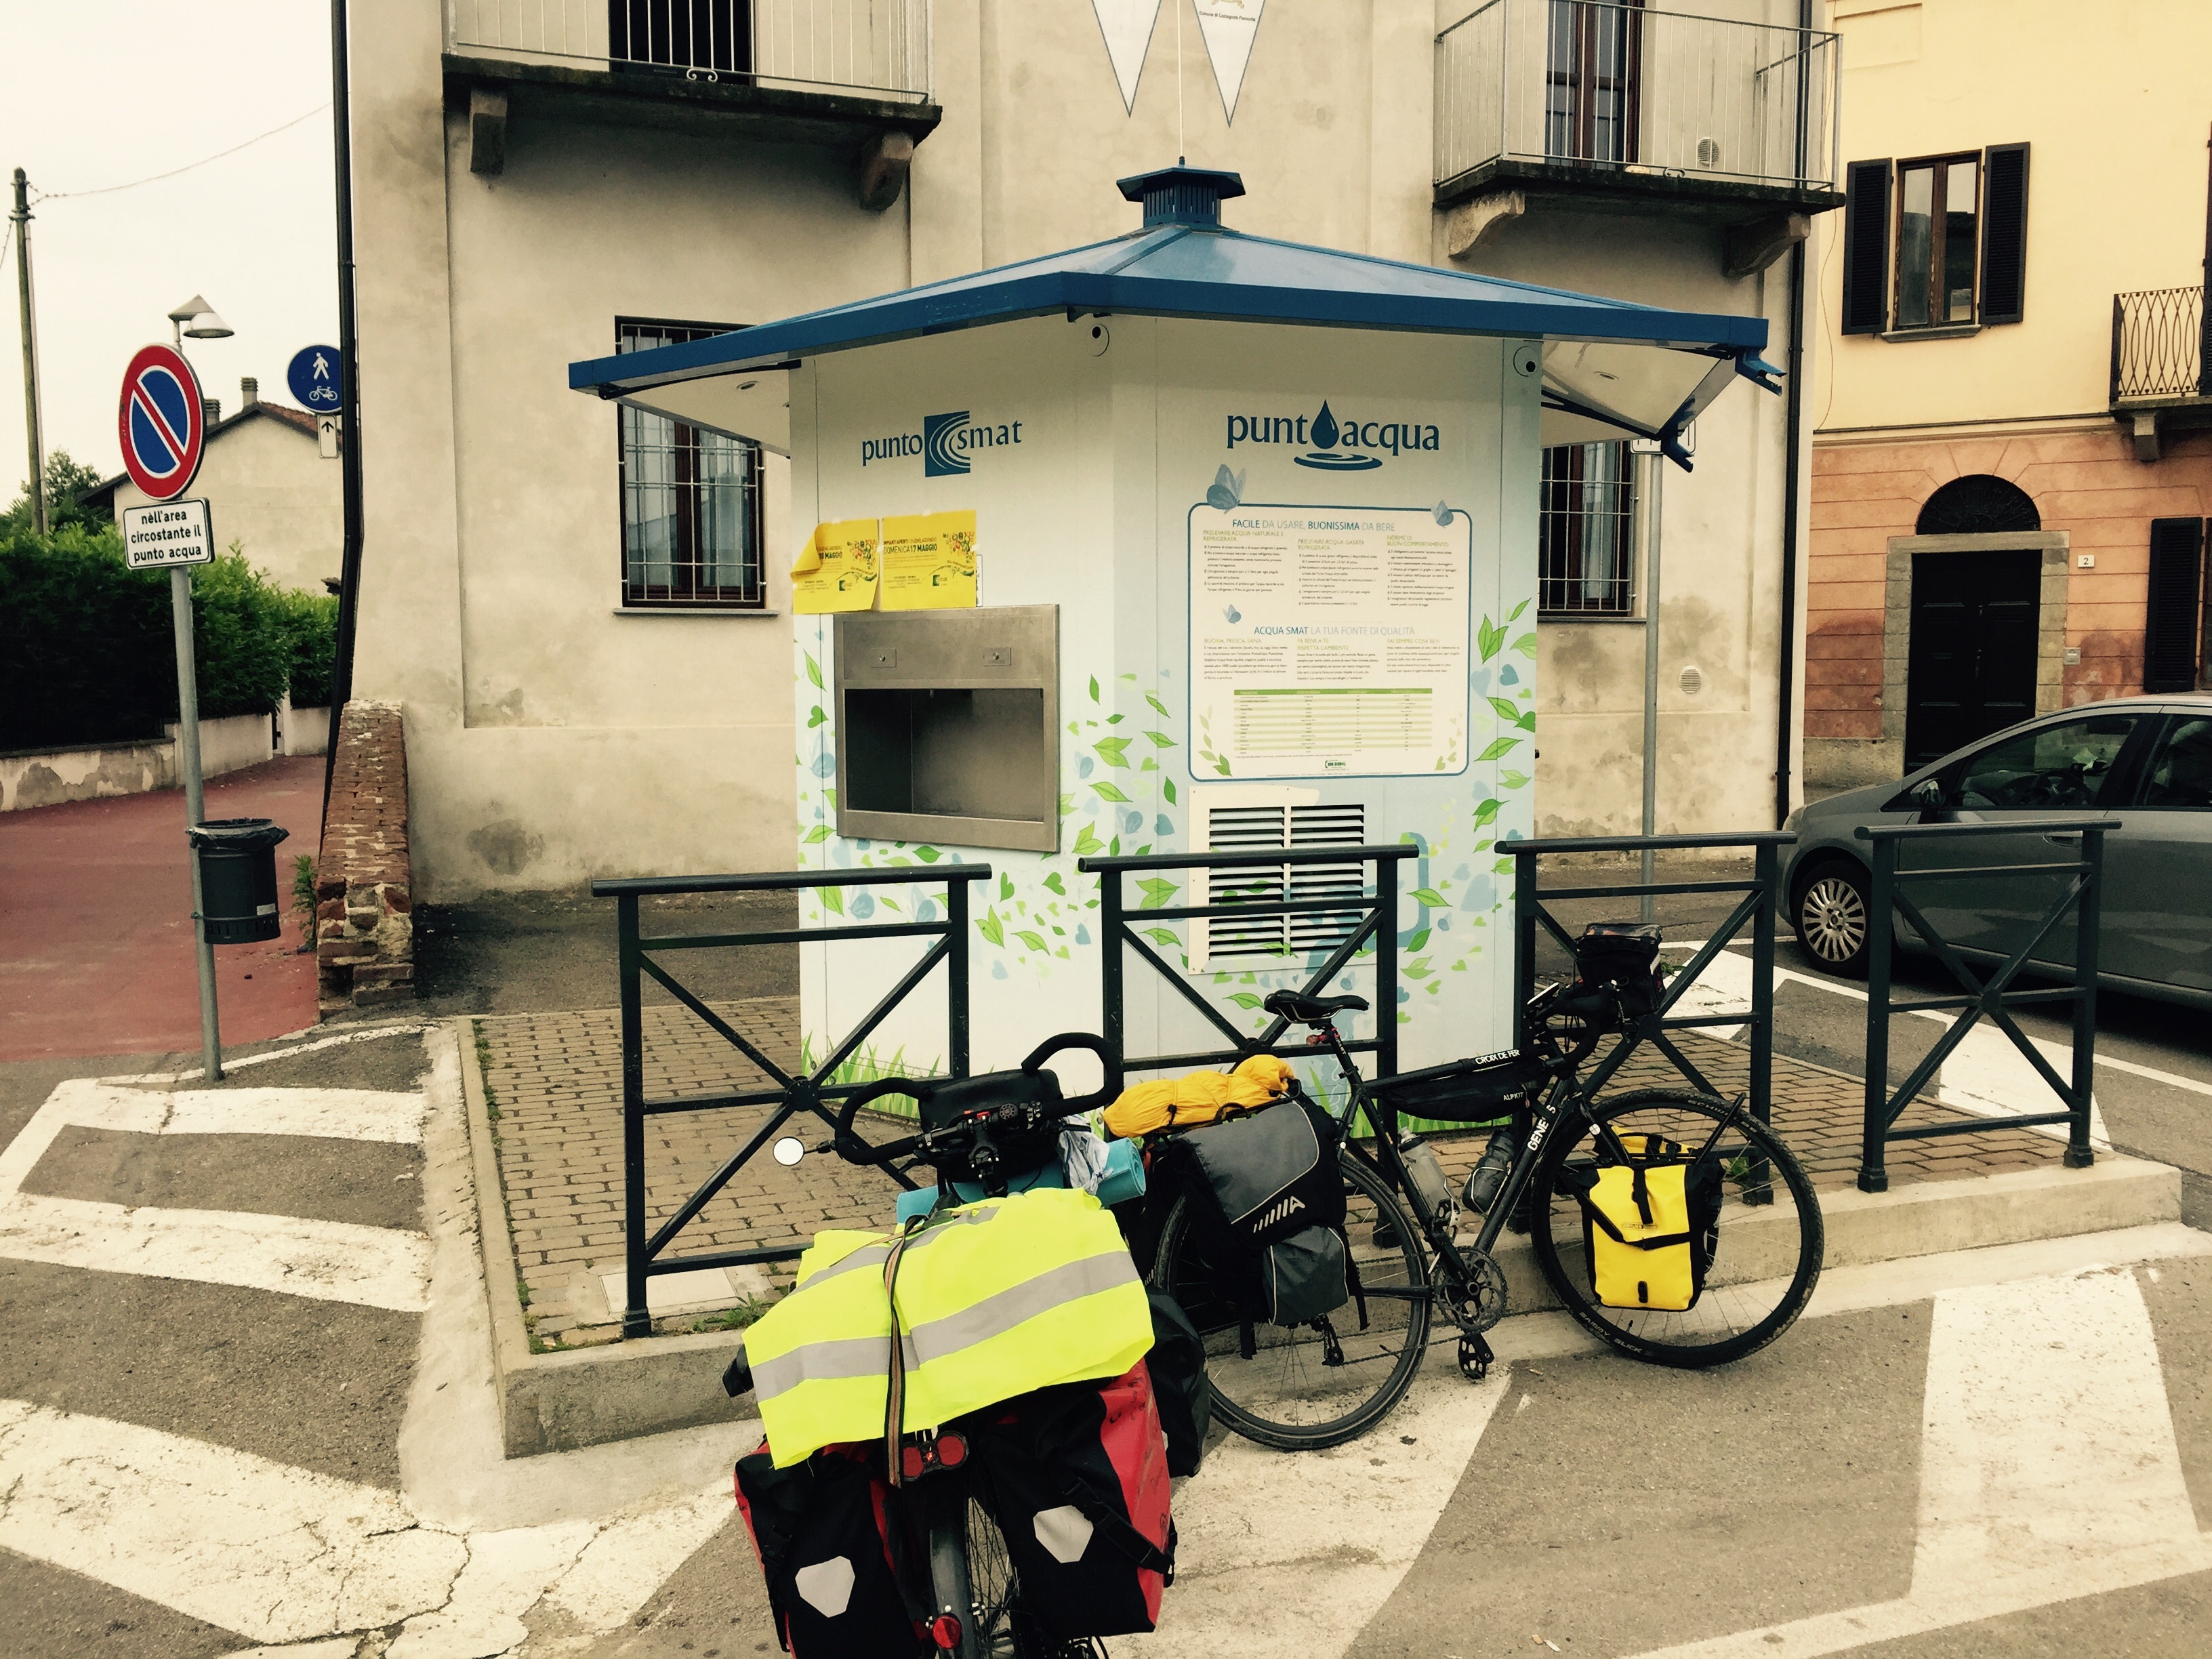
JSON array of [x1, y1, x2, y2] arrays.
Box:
[[1904, 549, 2041, 767]]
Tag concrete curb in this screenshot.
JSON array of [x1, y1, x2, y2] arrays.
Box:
[[456, 1016, 756, 1458]]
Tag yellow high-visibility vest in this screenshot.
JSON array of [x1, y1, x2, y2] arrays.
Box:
[[743, 1187, 1153, 1467]]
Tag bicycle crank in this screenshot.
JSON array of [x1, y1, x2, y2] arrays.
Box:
[[1439, 1244, 1509, 1335]]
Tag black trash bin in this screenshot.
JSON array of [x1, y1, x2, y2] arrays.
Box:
[[188, 818, 292, 944]]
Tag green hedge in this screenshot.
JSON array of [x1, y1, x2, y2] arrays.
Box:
[[0, 525, 339, 752]]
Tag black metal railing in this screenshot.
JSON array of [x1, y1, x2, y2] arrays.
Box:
[[591, 863, 989, 1336], [1078, 845, 1416, 1094], [2111, 285, 2209, 403], [1509, 832, 1788, 1122], [1856, 820, 2108, 1193]]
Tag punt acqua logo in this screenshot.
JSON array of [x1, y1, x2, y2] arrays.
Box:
[[861, 411, 1027, 476], [1224, 399, 1440, 471]]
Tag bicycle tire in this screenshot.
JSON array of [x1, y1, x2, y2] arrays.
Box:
[[1529, 1088, 1824, 1369], [1149, 1149, 1432, 1452]]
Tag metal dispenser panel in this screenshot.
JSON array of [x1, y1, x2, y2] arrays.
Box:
[[834, 606, 1059, 852]]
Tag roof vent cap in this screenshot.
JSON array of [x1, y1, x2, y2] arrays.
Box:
[[1115, 161, 1246, 228]]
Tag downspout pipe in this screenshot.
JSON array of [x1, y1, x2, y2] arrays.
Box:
[[1774, 0, 1814, 829], [323, 0, 365, 826]]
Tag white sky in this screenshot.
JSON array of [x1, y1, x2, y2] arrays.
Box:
[[1, 1, 337, 495]]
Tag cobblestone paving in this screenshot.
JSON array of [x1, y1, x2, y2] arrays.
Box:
[[474, 999, 2066, 1342]]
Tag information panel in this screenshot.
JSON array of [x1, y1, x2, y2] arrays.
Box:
[[1188, 503, 1471, 779], [121, 498, 215, 569]]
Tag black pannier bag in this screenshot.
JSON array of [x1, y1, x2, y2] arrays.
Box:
[[905, 1066, 1065, 1187], [734, 1441, 919, 1658], [1168, 1094, 1345, 1245], [1261, 1224, 1350, 1326], [1364, 1049, 1551, 1124], [1144, 1290, 1211, 1477], [1573, 921, 1666, 1021]]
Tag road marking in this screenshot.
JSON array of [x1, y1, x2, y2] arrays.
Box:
[[55, 1078, 427, 1145], [0, 1193, 431, 1311], [107, 1022, 431, 1085], [1118, 1368, 1509, 1659], [1616, 1269, 2212, 1658], [382, 1520, 596, 1659], [535, 1484, 735, 1632]]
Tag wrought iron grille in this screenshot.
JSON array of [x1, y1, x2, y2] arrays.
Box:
[[617, 321, 764, 609], [1539, 441, 1635, 616], [2111, 285, 2209, 402]]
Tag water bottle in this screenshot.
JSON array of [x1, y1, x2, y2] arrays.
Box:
[[1461, 1129, 1515, 1214], [1397, 1133, 1454, 1222]]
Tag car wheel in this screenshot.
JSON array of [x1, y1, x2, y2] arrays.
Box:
[[1795, 861, 1872, 978]]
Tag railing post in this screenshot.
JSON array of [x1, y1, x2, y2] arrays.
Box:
[[2066, 825, 2103, 1169], [1857, 834, 1894, 1193], [1749, 837, 1776, 1128], [1099, 868, 1126, 1097], [946, 872, 971, 1080], [1374, 853, 1399, 1080], [1513, 844, 1537, 1052], [618, 891, 651, 1338], [2111, 293, 2125, 405]]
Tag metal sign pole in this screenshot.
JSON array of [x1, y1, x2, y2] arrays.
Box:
[[1635, 443, 1665, 922], [170, 566, 222, 1081]]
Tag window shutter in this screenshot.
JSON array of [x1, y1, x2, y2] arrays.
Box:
[[2144, 517, 2205, 694], [1841, 159, 1892, 335], [1980, 142, 2031, 325]]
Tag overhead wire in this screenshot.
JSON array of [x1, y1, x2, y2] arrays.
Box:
[[33, 102, 329, 203]]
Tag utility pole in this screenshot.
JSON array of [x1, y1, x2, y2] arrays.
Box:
[[11, 168, 45, 535]]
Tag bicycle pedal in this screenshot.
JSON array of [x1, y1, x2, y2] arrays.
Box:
[[1457, 1332, 1494, 1383]]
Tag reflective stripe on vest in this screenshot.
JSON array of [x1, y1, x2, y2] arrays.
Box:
[[743, 1188, 1155, 1466]]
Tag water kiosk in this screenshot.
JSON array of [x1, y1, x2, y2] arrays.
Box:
[[571, 166, 1776, 1092]]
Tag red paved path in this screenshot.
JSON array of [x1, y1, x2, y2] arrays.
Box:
[[0, 756, 325, 1061]]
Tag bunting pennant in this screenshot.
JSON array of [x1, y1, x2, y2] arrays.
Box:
[[1194, 0, 1265, 125], [1090, 0, 1165, 115]]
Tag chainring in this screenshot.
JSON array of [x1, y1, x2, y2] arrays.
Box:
[[1438, 1244, 1509, 1334]]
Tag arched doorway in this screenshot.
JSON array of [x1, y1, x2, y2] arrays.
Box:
[[1903, 476, 2049, 766]]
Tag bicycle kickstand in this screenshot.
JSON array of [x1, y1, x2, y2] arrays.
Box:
[[1457, 1332, 1494, 1384]]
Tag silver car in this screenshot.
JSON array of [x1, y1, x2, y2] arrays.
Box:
[[1782, 695, 2212, 1008]]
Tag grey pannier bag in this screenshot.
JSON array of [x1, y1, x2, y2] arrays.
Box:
[[1261, 1224, 1350, 1326], [1170, 1095, 1346, 1246]]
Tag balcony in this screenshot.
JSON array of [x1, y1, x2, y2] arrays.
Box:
[[1435, 0, 1841, 271], [2111, 285, 2212, 459], [443, 1, 939, 201]]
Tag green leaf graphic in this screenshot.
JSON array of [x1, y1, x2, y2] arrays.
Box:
[[1016, 930, 1048, 951], [1229, 993, 1265, 1010], [1088, 675, 1101, 703], [1477, 736, 1522, 761], [1144, 729, 1176, 747], [1487, 696, 1521, 725], [1406, 928, 1431, 954], [1043, 872, 1067, 895], [1092, 781, 1132, 802], [914, 845, 941, 863], [821, 887, 844, 916], [1145, 693, 1170, 717], [1136, 877, 1179, 910], [1073, 823, 1106, 856], [978, 908, 1004, 946], [1000, 874, 1014, 900], [1141, 927, 1179, 947], [803, 824, 832, 844], [1412, 888, 1447, 908], [806, 705, 826, 728], [1499, 770, 1529, 790], [1478, 618, 1506, 661], [1473, 798, 1501, 827], [1508, 598, 1530, 622], [804, 653, 823, 689], [1511, 632, 1538, 657], [1162, 779, 1178, 804], [1094, 737, 1131, 766]]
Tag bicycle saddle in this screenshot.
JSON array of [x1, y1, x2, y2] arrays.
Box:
[[1263, 989, 1370, 1023]]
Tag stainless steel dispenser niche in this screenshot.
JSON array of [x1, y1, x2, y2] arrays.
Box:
[[834, 605, 1059, 853]]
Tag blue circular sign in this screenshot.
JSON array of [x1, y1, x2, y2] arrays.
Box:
[[287, 345, 344, 413]]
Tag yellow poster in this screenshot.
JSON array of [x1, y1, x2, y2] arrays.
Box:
[[880, 510, 979, 611], [791, 517, 881, 614]]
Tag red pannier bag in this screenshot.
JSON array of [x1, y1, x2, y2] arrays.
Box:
[[733, 1439, 922, 1657], [970, 1363, 1176, 1639]]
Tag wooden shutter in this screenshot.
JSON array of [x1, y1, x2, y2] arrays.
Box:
[[1841, 159, 1893, 335], [2144, 516, 2206, 693], [1980, 142, 2031, 325]]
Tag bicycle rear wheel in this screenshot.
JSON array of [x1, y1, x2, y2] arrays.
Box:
[[925, 1475, 1024, 1658], [1530, 1088, 1823, 1368], [1149, 1150, 1431, 1451]]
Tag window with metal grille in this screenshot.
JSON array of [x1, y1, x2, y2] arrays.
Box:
[[1193, 792, 1368, 969], [1539, 441, 1635, 616], [616, 321, 764, 609], [1544, 0, 1642, 166]]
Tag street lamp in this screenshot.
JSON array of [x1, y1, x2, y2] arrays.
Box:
[[167, 293, 232, 346]]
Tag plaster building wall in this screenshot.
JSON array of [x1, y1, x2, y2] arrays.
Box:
[[1805, 0, 2212, 787], [106, 403, 340, 595], [351, 0, 1812, 897]]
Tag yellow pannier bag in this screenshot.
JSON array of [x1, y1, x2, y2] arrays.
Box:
[[1103, 1053, 1295, 1140], [1574, 1134, 1723, 1313], [741, 1187, 1153, 1467]]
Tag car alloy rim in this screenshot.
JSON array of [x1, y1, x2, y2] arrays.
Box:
[[1801, 876, 1867, 963]]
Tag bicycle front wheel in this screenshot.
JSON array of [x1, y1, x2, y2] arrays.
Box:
[[1530, 1088, 1824, 1368], [1150, 1150, 1432, 1451]]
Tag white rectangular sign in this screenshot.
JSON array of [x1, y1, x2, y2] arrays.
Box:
[[121, 499, 215, 569], [1188, 502, 1472, 779]]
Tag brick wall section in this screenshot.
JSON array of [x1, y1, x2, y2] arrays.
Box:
[[316, 699, 414, 1012]]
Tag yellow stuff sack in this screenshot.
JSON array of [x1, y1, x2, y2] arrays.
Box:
[[1102, 1053, 1295, 1140], [1574, 1134, 1722, 1312]]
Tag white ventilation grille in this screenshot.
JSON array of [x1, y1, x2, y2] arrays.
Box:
[[1193, 788, 1368, 969]]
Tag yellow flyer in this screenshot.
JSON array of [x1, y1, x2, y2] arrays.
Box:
[[879, 510, 979, 611], [790, 518, 880, 613]]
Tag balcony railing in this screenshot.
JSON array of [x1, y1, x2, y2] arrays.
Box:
[[447, 0, 932, 102], [1435, 0, 1839, 199], [2111, 285, 2210, 404]]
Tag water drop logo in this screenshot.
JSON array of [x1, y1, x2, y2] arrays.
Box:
[[923, 411, 972, 477], [1296, 399, 1382, 472]]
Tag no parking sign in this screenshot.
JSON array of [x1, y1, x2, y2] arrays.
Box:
[[117, 343, 205, 500]]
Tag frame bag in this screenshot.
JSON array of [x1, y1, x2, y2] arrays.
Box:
[[1569, 1134, 1723, 1311], [734, 1440, 919, 1658], [1171, 1094, 1345, 1246], [971, 1363, 1176, 1639]]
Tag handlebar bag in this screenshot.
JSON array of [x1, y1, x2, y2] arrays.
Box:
[[909, 1067, 1069, 1186], [971, 1361, 1176, 1639], [743, 1189, 1155, 1467], [1166, 1094, 1345, 1246], [1261, 1223, 1351, 1326], [1565, 1134, 1722, 1311], [734, 1439, 920, 1658], [1572, 922, 1666, 1021]]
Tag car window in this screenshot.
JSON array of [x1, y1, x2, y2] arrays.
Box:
[[1951, 714, 2139, 810], [2136, 716, 2212, 808]]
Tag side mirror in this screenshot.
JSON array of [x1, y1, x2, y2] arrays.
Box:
[[1910, 777, 1950, 819], [772, 1136, 806, 1167]]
